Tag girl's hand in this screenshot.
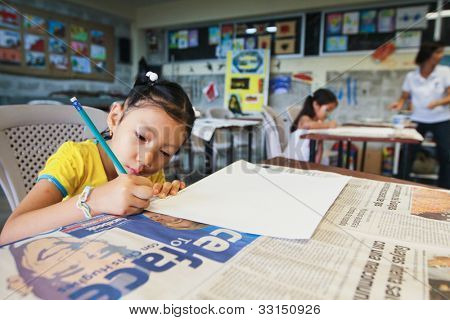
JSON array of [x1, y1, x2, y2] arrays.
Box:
[[87, 174, 154, 216], [327, 120, 337, 128], [153, 180, 186, 198], [388, 101, 403, 111], [427, 101, 438, 109]]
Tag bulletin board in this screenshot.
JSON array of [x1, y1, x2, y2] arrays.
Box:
[[167, 15, 303, 61], [321, 2, 436, 54], [0, 2, 115, 81], [224, 49, 270, 113]]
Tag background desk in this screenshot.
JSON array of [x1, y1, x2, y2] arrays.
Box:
[[301, 128, 422, 179]]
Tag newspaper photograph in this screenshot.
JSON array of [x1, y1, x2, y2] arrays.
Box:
[[0, 213, 258, 300]]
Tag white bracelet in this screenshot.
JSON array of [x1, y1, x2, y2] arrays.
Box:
[[76, 186, 94, 220]]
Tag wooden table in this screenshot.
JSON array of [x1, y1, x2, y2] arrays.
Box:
[[263, 157, 437, 188], [300, 130, 422, 179]]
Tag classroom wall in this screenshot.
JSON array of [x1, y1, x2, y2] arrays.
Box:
[[135, 0, 389, 28], [0, 0, 134, 100], [161, 51, 418, 116]]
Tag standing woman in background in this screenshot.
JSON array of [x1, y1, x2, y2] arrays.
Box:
[[390, 42, 450, 189]]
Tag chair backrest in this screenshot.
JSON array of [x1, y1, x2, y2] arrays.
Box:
[[0, 104, 108, 210], [28, 100, 63, 105], [286, 103, 302, 123], [206, 107, 233, 119], [262, 105, 289, 151], [261, 107, 282, 159]]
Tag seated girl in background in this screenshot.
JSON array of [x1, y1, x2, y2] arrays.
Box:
[[0, 72, 195, 245], [283, 88, 338, 163]]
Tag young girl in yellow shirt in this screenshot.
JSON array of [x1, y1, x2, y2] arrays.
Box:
[[0, 72, 195, 244]]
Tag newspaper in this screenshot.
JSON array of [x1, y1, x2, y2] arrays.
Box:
[[0, 170, 448, 300], [188, 177, 449, 300]]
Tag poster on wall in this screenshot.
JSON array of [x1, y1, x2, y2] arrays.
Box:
[[90, 44, 106, 60], [233, 38, 244, 50], [0, 29, 21, 65], [26, 51, 45, 68], [91, 30, 105, 45], [168, 31, 178, 49], [274, 38, 295, 55], [342, 12, 359, 34], [378, 9, 395, 33], [49, 54, 68, 70], [25, 34, 45, 52], [71, 55, 91, 73], [326, 13, 342, 34], [245, 37, 256, 50], [177, 30, 188, 49], [218, 24, 234, 58], [275, 20, 296, 38], [396, 6, 428, 30], [23, 15, 45, 33], [224, 49, 270, 113], [70, 41, 88, 56], [360, 10, 377, 33], [49, 37, 66, 54], [258, 35, 271, 50], [70, 25, 88, 42], [326, 35, 348, 52], [188, 29, 199, 47], [208, 26, 220, 45], [48, 20, 65, 37], [0, 4, 20, 29], [395, 30, 422, 48]]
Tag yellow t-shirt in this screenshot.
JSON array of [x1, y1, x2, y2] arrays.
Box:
[[37, 140, 165, 199]]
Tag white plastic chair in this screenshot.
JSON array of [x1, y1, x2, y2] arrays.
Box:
[[27, 100, 63, 105], [262, 106, 290, 159], [0, 104, 108, 211]]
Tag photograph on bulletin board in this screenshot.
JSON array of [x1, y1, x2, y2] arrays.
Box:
[[71, 55, 91, 74], [396, 5, 428, 30], [275, 38, 295, 55], [188, 29, 198, 47], [49, 37, 66, 54], [275, 20, 296, 38], [26, 51, 45, 68], [326, 13, 342, 35], [23, 14, 45, 33], [25, 34, 45, 52], [71, 25, 88, 42], [91, 30, 105, 45], [0, 29, 21, 65], [224, 49, 270, 113], [71, 41, 88, 56], [326, 35, 348, 52], [48, 20, 65, 37], [0, 4, 20, 29], [208, 26, 220, 45], [378, 8, 395, 33], [177, 30, 188, 49], [342, 12, 359, 35], [360, 10, 377, 33], [49, 54, 68, 70]]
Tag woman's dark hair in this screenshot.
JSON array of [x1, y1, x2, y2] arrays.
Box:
[[290, 88, 337, 132], [415, 41, 444, 66], [103, 72, 195, 141]]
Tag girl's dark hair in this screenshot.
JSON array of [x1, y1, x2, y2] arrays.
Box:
[[104, 72, 195, 140], [290, 88, 337, 132], [415, 41, 444, 66]]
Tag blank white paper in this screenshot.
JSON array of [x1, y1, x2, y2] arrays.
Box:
[[148, 161, 350, 239]]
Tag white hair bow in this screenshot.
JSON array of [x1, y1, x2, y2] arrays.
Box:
[[145, 71, 158, 82]]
